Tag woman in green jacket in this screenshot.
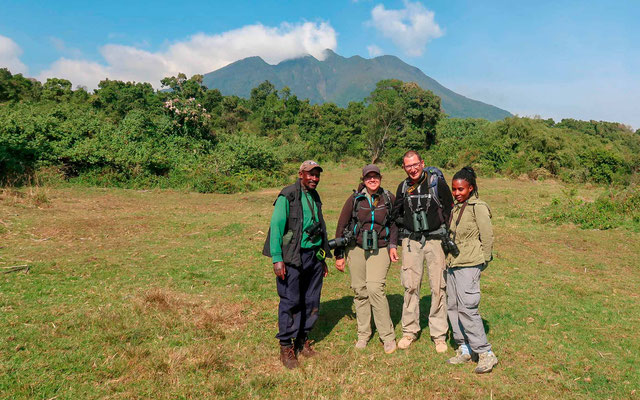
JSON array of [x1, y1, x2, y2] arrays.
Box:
[[446, 166, 498, 374]]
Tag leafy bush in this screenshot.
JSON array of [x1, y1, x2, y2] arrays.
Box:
[[215, 133, 283, 173], [541, 186, 640, 231], [428, 117, 639, 185], [2, 68, 639, 192]]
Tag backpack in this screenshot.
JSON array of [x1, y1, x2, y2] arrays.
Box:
[[424, 166, 446, 209]]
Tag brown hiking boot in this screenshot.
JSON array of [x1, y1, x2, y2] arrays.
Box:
[[434, 339, 448, 353], [446, 348, 472, 365], [296, 339, 317, 357], [398, 336, 415, 350], [474, 351, 498, 374], [280, 345, 299, 369]]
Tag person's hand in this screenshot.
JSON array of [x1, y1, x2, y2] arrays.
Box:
[[335, 257, 346, 272], [322, 261, 329, 277], [389, 248, 399, 263], [273, 261, 286, 280]]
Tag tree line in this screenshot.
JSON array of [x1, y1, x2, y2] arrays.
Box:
[[1, 68, 638, 192]]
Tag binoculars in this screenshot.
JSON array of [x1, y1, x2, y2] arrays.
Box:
[[412, 210, 429, 232], [362, 230, 378, 251]]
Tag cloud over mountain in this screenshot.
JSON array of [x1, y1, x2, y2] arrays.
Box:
[[38, 21, 337, 89]]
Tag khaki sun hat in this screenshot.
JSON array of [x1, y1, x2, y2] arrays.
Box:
[[299, 160, 323, 172]]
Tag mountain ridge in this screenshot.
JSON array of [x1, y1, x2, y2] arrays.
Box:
[[202, 49, 511, 121]]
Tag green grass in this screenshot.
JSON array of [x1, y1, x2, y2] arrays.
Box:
[[1, 165, 639, 399]]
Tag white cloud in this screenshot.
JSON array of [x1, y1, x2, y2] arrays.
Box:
[[49, 37, 83, 58], [0, 34, 28, 74], [369, 1, 443, 57], [367, 45, 383, 57], [38, 21, 337, 90]]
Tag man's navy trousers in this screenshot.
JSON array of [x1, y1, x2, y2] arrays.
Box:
[[276, 248, 324, 345]]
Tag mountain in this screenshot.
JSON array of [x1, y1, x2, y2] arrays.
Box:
[[202, 49, 511, 121]]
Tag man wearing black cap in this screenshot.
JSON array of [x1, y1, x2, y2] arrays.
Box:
[[262, 160, 333, 369]]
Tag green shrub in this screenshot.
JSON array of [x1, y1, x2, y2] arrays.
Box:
[[215, 133, 283, 174], [579, 147, 627, 183], [3, 68, 640, 192], [541, 186, 640, 231]]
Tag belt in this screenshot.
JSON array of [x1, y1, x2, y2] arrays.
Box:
[[409, 231, 442, 241]]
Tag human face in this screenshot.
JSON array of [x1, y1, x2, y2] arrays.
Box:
[[299, 168, 321, 190], [402, 155, 425, 182], [451, 179, 474, 203], [363, 172, 381, 194]]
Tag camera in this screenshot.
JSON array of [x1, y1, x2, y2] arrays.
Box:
[[304, 221, 324, 241], [328, 229, 354, 250], [441, 236, 460, 257]]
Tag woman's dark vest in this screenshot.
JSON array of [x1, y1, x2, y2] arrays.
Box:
[[262, 179, 331, 267]]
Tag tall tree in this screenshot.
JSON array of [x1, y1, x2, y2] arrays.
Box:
[[365, 80, 406, 163]]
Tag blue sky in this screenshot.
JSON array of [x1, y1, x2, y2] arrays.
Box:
[[1, 0, 638, 127]]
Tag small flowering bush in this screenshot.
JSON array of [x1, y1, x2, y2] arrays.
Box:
[[163, 97, 213, 140]]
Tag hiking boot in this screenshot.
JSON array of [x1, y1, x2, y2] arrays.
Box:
[[397, 336, 415, 350], [434, 339, 448, 353], [280, 345, 299, 369], [446, 348, 472, 365], [474, 351, 498, 374], [355, 339, 368, 350], [383, 340, 397, 354], [296, 339, 317, 358]]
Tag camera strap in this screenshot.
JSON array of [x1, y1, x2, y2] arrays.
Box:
[[450, 201, 468, 243], [302, 189, 318, 223]]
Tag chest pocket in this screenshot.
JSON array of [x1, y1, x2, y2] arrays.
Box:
[[284, 203, 302, 246]]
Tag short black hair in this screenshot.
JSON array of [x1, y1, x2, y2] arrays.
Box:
[[453, 166, 479, 197]]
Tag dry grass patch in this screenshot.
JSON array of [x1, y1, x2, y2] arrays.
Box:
[[0, 186, 51, 208], [139, 288, 248, 332]]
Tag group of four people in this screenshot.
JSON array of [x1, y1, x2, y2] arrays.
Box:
[[263, 151, 498, 374]]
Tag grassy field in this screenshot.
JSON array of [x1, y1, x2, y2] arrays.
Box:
[[1, 164, 639, 399]]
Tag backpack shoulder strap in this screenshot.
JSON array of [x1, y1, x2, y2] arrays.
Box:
[[381, 189, 393, 227], [425, 168, 443, 209], [382, 189, 392, 210], [350, 191, 367, 231]]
